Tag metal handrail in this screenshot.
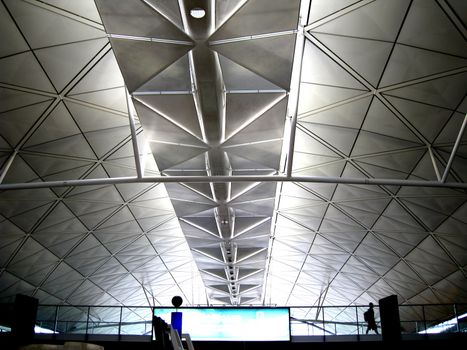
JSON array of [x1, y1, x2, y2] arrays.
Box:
[[1, 302, 465, 338]]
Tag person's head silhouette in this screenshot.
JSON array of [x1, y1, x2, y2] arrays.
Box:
[[369, 302, 374, 308]]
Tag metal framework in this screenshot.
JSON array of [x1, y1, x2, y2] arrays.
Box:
[[0, 0, 466, 312]]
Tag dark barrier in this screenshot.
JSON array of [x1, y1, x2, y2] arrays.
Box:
[[12, 294, 39, 345], [379, 295, 401, 343]]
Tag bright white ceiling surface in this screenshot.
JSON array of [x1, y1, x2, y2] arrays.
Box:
[[0, 0, 466, 313]]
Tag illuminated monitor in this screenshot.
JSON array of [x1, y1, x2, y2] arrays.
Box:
[[153, 307, 290, 341]]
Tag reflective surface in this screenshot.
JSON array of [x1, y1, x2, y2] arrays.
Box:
[[0, 0, 466, 311]]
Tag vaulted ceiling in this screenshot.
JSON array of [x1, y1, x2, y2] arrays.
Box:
[[0, 0, 466, 310]]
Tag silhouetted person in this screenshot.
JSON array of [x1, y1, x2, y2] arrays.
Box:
[[364, 302, 379, 334]]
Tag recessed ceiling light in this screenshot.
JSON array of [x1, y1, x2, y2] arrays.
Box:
[[190, 7, 205, 19]]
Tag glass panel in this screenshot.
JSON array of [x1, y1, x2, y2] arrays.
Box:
[[423, 304, 457, 334], [56, 306, 89, 334], [120, 307, 152, 335], [36, 305, 58, 333], [290, 307, 326, 336], [323, 306, 359, 335], [399, 305, 425, 334], [88, 306, 121, 335]]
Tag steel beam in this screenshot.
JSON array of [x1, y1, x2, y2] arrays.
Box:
[[428, 146, 442, 181], [286, 24, 307, 177], [0, 174, 466, 190], [126, 89, 143, 178], [0, 150, 17, 184], [441, 114, 467, 183]]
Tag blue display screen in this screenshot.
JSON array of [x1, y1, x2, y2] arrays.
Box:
[[153, 307, 290, 341]]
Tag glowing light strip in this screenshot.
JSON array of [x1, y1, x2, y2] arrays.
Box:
[[108, 33, 192, 45], [209, 30, 298, 46]]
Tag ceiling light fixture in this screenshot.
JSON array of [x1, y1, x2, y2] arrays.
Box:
[[190, 7, 205, 19]]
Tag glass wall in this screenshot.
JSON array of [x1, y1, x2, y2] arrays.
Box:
[[30, 303, 467, 338]]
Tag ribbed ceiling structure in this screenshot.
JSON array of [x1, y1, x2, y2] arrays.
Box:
[[0, 0, 466, 314]]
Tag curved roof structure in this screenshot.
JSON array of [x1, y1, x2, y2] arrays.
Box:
[[0, 0, 466, 310]]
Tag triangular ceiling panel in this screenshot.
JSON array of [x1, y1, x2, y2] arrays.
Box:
[[81, 125, 134, 158], [133, 99, 205, 146], [110, 38, 193, 92], [384, 95, 453, 143], [434, 111, 466, 145], [8, 238, 58, 285], [95, 0, 190, 41], [210, 0, 300, 41], [179, 183, 213, 201], [351, 130, 422, 157], [149, 143, 207, 172], [182, 216, 219, 236], [383, 72, 467, 110], [224, 96, 287, 144], [307, 0, 361, 25], [212, 34, 297, 90], [0, 88, 53, 113], [0, 100, 52, 147], [0, 2, 29, 57], [380, 44, 467, 88], [435, 218, 467, 266], [35, 38, 108, 92], [301, 39, 367, 90], [233, 217, 270, 237], [337, 199, 390, 228], [69, 51, 124, 95], [224, 93, 285, 139], [164, 155, 207, 173], [410, 152, 444, 181], [144, 0, 184, 30], [405, 236, 458, 285], [313, 33, 393, 87], [301, 122, 359, 156], [298, 82, 366, 113], [4, 0, 106, 49], [25, 133, 97, 160], [218, 54, 283, 91], [41, 0, 102, 23], [41, 262, 85, 298], [355, 149, 426, 176], [225, 139, 283, 170], [170, 200, 217, 219], [136, 54, 191, 92], [398, 0, 466, 57], [312, 0, 411, 41], [374, 230, 427, 257], [374, 201, 425, 233], [68, 87, 128, 113], [135, 94, 202, 140], [401, 196, 465, 231], [21, 153, 93, 180], [362, 99, 430, 142], [0, 51, 56, 93], [24, 102, 80, 147], [1, 160, 38, 188]]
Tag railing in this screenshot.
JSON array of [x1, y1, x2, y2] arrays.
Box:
[[289, 304, 467, 336], [1, 303, 466, 339]]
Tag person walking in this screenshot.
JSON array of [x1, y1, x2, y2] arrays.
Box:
[[364, 302, 379, 334]]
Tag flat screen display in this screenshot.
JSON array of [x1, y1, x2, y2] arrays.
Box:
[[153, 307, 290, 341]]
